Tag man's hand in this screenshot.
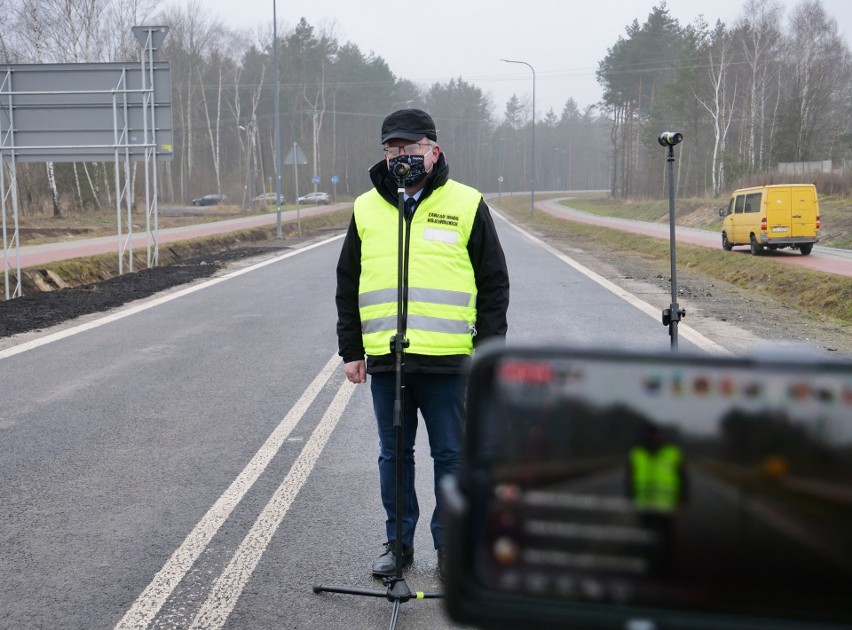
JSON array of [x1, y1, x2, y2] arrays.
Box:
[[344, 359, 367, 384]]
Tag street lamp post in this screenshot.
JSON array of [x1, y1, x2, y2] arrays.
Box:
[[500, 58, 536, 216], [273, 0, 282, 238]]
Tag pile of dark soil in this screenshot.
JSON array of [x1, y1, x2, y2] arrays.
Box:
[[0, 246, 286, 338]]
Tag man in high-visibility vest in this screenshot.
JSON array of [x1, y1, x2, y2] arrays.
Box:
[[627, 422, 688, 575], [335, 108, 510, 580]]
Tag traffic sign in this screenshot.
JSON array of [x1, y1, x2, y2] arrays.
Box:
[[311, 175, 320, 185], [497, 176, 504, 183], [284, 142, 308, 165], [331, 175, 340, 185]]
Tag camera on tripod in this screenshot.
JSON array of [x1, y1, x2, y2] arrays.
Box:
[[443, 344, 852, 629], [658, 131, 683, 147]]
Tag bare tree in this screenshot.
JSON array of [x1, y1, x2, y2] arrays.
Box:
[[0, 0, 16, 62], [14, 0, 64, 217], [695, 20, 738, 196], [160, 1, 222, 200], [198, 63, 224, 195], [103, 0, 160, 61], [198, 29, 250, 199], [736, 0, 782, 171], [40, 0, 108, 63], [783, 0, 850, 161], [246, 68, 265, 201]]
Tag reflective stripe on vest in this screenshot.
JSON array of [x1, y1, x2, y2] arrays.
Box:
[[355, 180, 481, 356], [630, 445, 682, 511]]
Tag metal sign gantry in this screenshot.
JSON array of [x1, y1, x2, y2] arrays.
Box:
[[0, 26, 173, 300]]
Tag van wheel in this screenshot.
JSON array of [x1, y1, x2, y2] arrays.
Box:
[[799, 243, 813, 256], [722, 232, 733, 251], [750, 235, 763, 256]]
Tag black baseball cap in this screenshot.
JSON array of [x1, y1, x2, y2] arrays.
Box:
[[381, 108, 437, 144]]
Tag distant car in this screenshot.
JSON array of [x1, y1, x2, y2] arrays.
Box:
[[252, 192, 285, 206], [297, 192, 330, 205], [191, 194, 226, 207]]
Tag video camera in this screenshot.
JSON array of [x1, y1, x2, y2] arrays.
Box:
[[443, 345, 852, 629]]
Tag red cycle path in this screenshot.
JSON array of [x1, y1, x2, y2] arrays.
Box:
[[1, 204, 340, 271]]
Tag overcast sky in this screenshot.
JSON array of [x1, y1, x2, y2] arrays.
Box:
[[196, 0, 852, 116]]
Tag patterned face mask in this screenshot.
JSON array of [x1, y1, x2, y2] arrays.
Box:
[[387, 154, 428, 186]]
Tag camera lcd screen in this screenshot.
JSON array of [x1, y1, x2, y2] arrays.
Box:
[[464, 350, 852, 626]]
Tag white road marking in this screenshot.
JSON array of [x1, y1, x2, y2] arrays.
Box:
[[701, 473, 852, 573], [491, 208, 731, 355], [113, 352, 342, 630], [189, 379, 357, 629], [0, 234, 345, 361]]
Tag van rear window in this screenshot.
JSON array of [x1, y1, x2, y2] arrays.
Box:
[[745, 192, 762, 213]]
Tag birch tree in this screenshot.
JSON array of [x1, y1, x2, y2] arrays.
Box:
[[0, 0, 15, 62], [736, 0, 782, 171], [694, 20, 738, 196], [15, 0, 64, 216], [159, 1, 221, 200], [780, 0, 850, 161], [103, 0, 160, 62]]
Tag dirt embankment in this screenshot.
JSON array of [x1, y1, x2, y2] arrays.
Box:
[[0, 213, 336, 339]]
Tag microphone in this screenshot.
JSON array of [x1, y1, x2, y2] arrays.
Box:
[[658, 131, 684, 147], [392, 161, 410, 179]]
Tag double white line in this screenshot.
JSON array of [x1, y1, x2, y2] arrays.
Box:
[[115, 353, 354, 629]]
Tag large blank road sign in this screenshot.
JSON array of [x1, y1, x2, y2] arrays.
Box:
[[0, 61, 173, 162]]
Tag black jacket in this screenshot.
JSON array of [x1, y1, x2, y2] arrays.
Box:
[[335, 153, 509, 374]]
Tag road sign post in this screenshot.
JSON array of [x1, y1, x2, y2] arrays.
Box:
[[331, 175, 339, 202], [284, 142, 308, 238]]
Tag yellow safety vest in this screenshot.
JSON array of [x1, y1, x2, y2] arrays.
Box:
[[630, 445, 682, 511], [355, 180, 481, 357]]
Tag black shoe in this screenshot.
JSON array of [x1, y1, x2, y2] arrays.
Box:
[[371, 541, 414, 577], [437, 546, 447, 581]]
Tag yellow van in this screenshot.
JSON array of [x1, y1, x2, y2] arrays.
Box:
[[718, 184, 820, 255]]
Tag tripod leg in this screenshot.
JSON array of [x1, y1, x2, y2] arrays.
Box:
[[312, 583, 387, 597], [388, 599, 402, 630]]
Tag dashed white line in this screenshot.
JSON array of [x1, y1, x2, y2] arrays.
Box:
[[189, 379, 357, 629], [113, 352, 341, 630]]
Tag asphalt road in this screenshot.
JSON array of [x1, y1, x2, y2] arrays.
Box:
[[0, 213, 768, 630]]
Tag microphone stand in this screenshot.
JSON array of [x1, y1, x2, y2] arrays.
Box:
[[313, 162, 443, 629]]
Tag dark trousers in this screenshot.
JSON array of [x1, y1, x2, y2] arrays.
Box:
[[370, 371, 464, 549]]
